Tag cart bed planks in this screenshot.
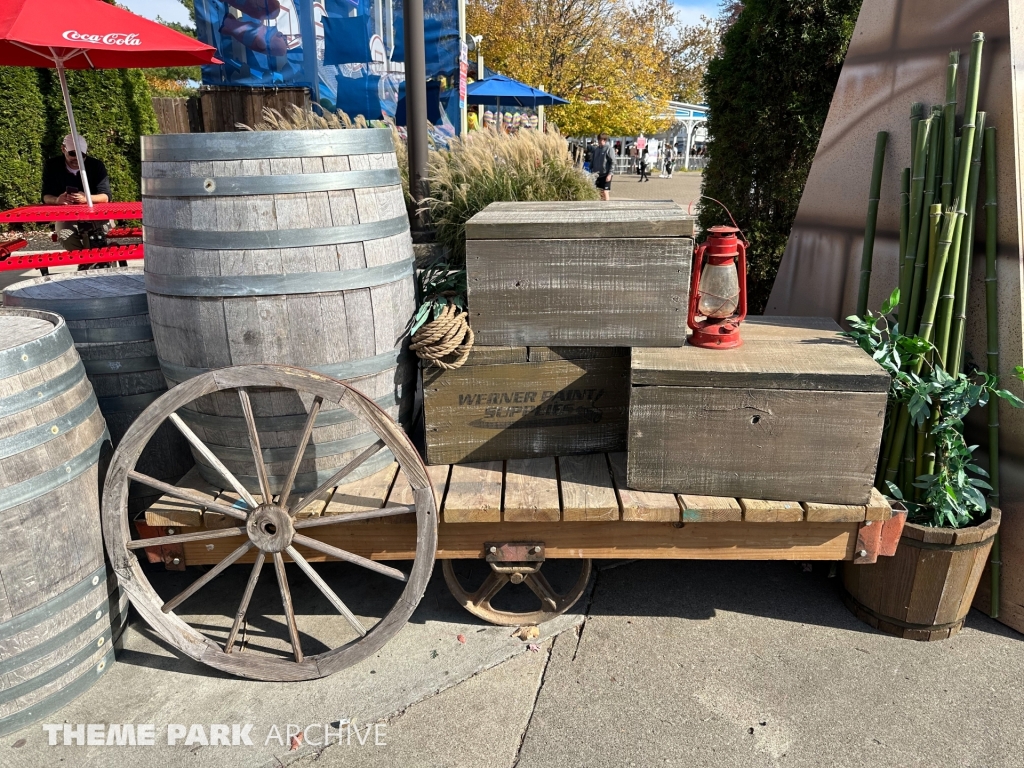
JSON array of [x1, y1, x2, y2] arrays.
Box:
[[144, 453, 892, 565]]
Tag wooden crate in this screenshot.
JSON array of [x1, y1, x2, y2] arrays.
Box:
[[628, 317, 889, 504], [422, 345, 629, 465], [144, 457, 893, 565], [465, 201, 695, 347]]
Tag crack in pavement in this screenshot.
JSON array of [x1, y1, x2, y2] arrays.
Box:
[[510, 640, 553, 768]]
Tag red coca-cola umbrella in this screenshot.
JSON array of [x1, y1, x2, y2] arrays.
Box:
[[0, 0, 220, 205]]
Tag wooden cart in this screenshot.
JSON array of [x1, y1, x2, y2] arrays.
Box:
[[107, 365, 904, 682]]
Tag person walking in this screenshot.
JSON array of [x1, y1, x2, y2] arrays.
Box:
[[638, 147, 650, 182], [594, 133, 615, 200], [664, 143, 676, 177]]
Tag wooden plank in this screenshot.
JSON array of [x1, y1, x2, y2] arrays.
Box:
[[321, 462, 399, 516], [864, 487, 891, 521], [678, 495, 742, 523], [458, 346, 529, 366], [608, 452, 679, 522], [527, 347, 629, 362], [627, 386, 886, 505], [465, 202, 695, 239], [503, 457, 560, 522], [383, 464, 450, 523], [559, 454, 619, 521], [443, 461, 503, 523], [182, 520, 860, 564], [422, 354, 629, 465], [466, 237, 692, 347], [803, 501, 866, 523], [740, 499, 804, 523], [144, 466, 219, 527]]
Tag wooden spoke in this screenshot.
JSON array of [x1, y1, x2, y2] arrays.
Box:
[[292, 504, 416, 530], [285, 546, 367, 638], [161, 541, 253, 613], [169, 412, 259, 509], [290, 439, 386, 517], [127, 525, 246, 550], [273, 552, 303, 663], [127, 471, 248, 521], [280, 396, 323, 509], [471, 571, 510, 608], [524, 570, 560, 611], [237, 388, 273, 503], [224, 553, 266, 653], [292, 533, 408, 582]]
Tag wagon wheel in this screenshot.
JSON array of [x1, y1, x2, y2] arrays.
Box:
[[102, 364, 437, 681], [442, 559, 592, 627]]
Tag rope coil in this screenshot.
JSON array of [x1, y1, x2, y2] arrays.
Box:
[[410, 300, 475, 370]]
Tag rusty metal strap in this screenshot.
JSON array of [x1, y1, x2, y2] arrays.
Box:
[[844, 590, 967, 632], [142, 128, 395, 162], [0, 312, 71, 376], [0, 364, 84, 417], [898, 536, 995, 553]]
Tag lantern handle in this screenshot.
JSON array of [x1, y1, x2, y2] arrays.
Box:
[[687, 195, 748, 244], [687, 241, 707, 333], [735, 238, 748, 324]]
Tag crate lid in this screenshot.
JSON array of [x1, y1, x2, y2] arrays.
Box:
[[465, 201, 695, 240], [630, 317, 890, 392]]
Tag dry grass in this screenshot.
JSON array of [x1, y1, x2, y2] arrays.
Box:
[[422, 128, 598, 265]]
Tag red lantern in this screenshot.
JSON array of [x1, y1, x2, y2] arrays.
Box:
[[687, 225, 747, 349]]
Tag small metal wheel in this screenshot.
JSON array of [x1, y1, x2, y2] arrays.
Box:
[[442, 558, 592, 626], [102, 364, 437, 681]]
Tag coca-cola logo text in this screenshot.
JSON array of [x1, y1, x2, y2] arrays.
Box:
[[62, 31, 142, 47]]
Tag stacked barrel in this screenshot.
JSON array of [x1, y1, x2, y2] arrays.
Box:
[[4, 270, 194, 512], [140, 129, 416, 494], [0, 309, 125, 737]]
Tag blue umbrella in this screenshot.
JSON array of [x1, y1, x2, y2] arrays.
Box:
[[466, 74, 569, 108]]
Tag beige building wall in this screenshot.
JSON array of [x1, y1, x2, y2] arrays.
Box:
[[766, 0, 1024, 630]]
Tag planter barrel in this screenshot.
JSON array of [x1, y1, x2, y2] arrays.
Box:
[[843, 509, 1000, 640], [3, 269, 194, 513], [0, 309, 126, 737], [140, 129, 416, 495]]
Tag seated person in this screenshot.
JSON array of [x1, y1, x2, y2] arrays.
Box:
[[42, 134, 112, 252]]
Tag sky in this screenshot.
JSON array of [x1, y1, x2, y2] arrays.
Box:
[[119, 0, 722, 29]]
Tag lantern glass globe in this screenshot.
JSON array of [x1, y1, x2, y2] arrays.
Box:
[[696, 263, 740, 318]]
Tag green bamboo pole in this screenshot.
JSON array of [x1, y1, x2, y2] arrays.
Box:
[[882, 208, 959, 489], [935, 33, 985, 369], [906, 115, 941, 335], [901, 420, 917, 498], [983, 124, 1000, 616], [940, 51, 959, 209], [948, 112, 987, 372], [913, 423, 926, 502], [899, 168, 911, 279], [899, 114, 932, 330], [926, 203, 942, 296], [857, 132, 889, 317]]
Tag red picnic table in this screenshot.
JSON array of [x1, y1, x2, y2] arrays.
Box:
[[0, 202, 144, 272]]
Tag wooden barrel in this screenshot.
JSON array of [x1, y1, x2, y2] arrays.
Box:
[[141, 129, 416, 494], [842, 509, 1001, 641], [3, 269, 194, 514], [0, 308, 126, 737]]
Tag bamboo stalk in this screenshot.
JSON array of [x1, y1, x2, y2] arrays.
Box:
[[857, 132, 889, 317], [940, 51, 959, 209], [948, 112, 987, 372], [898, 168, 911, 280], [899, 114, 932, 330], [913, 423, 926, 502], [883, 208, 958, 489], [906, 115, 941, 335], [935, 33, 985, 369], [926, 203, 942, 292], [983, 124, 1000, 617], [901, 422, 917, 498]]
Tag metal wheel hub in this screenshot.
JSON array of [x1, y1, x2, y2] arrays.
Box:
[[246, 505, 294, 553]]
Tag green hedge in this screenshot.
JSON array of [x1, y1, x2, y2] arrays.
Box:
[[0, 67, 46, 210], [0, 64, 158, 210], [699, 0, 862, 313]]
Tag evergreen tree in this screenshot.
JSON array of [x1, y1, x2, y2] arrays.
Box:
[[0, 67, 46, 210], [699, 0, 862, 313]]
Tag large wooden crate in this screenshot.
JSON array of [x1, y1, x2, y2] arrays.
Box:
[[627, 317, 889, 504], [465, 201, 695, 347], [422, 346, 629, 465]]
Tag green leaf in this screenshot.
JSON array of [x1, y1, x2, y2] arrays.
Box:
[[881, 288, 900, 316]]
